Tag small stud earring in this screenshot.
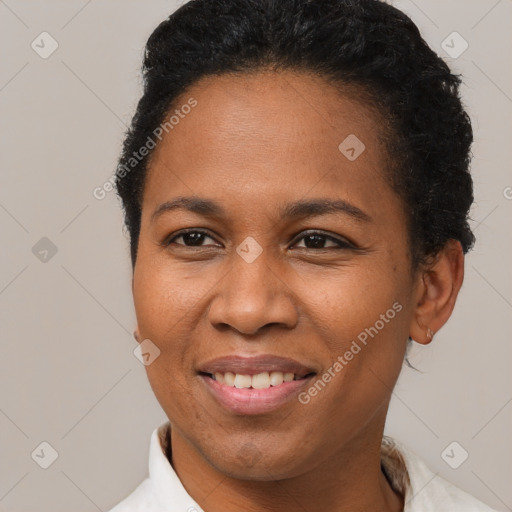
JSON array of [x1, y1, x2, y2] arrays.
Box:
[[427, 328, 434, 341]]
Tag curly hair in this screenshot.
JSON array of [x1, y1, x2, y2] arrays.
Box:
[[115, 0, 475, 269]]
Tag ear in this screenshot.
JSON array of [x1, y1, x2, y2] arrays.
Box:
[[409, 239, 465, 344], [131, 277, 141, 343]]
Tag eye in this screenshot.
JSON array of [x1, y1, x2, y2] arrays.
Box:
[[291, 231, 355, 250], [162, 229, 355, 251], [164, 229, 220, 247]]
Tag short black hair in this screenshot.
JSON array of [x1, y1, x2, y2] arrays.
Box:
[[115, 0, 475, 269]]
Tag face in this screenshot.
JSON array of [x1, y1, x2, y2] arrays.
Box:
[[133, 70, 417, 480]]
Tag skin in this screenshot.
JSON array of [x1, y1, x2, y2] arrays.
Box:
[[132, 69, 464, 512]]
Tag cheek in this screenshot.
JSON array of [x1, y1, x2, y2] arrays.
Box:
[[294, 304, 406, 454], [132, 259, 197, 394], [300, 261, 407, 346], [133, 255, 218, 334], [298, 262, 409, 409]]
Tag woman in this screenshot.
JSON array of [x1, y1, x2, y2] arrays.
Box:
[[109, 0, 497, 510]]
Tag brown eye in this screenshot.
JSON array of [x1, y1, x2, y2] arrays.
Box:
[[165, 229, 219, 247], [292, 231, 354, 250]]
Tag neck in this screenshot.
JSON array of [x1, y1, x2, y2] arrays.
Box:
[[168, 418, 403, 512]]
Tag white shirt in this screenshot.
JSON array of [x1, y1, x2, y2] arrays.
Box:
[[108, 421, 497, 511]]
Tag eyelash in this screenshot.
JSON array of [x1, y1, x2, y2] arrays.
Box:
[[162, 228, 356, 251]]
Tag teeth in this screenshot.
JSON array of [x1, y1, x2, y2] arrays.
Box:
[[234, 374, 252, 388], [269, 371, 284, 386], [211, 371, 299, 389], [224, 372, 235, 386], [252, 372, 270, 389]]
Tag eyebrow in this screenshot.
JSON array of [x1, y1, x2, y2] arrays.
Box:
[[151, 196, 372, 223]]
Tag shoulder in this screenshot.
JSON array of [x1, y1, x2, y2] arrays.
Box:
[[382, 437, 499, 512]]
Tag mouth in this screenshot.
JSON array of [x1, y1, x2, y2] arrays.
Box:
[[197, 354, 318, 415]]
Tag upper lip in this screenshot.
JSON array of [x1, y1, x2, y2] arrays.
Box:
[[197, 354, 317, 378]]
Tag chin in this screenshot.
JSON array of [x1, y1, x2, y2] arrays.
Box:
[[200, 437, 311, 481]]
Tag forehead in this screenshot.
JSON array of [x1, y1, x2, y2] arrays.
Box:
[[143, 69, 396, 221]]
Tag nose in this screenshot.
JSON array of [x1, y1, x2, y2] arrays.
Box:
[[207, 248, 299, 336]]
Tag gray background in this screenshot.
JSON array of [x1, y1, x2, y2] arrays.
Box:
[[0, 0, 511, 510]]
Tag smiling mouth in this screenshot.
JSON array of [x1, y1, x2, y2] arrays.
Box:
[[200, 371, 316, 389], [197, 354, 318, 413]]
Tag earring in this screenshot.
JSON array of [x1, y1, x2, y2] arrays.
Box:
[[426, 328, 434, 341], [133, 330, 140, 342]]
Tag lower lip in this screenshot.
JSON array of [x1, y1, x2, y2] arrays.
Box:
[[200, 374, 315, 415]]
